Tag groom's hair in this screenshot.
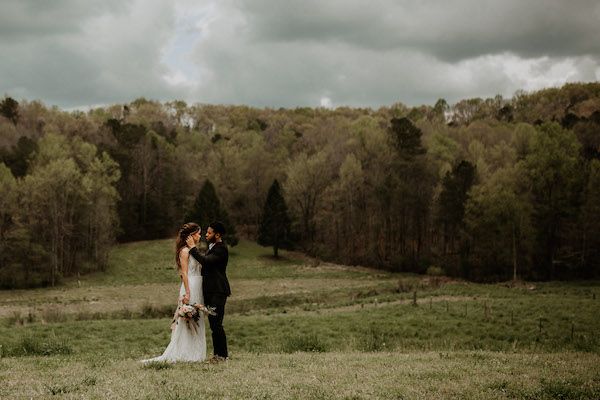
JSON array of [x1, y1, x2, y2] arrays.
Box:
[[209, 221, 226, 235]]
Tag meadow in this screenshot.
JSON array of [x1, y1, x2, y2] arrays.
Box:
[[1, 240, 599, 399]]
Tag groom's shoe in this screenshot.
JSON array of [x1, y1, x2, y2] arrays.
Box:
[[208, 355, 228, 363]]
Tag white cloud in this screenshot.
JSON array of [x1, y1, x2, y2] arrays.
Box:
[[320, 97, 333, 108]]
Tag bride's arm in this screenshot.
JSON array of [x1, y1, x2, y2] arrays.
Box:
[[179, 248, 191, 304]]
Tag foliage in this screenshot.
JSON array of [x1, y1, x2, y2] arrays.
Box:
[[0, 96, 19, 124], [465, 166, 533, 281], [258, 179, 292, 257], [522, 123, 583, 279], [1, 82, 600, 284], [437, 160, 476, 255], [0, 134, 120, 287], [186, 179, 238, 246], [0, 136, 37, 177]]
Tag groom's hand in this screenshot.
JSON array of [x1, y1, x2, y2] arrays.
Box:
[[185, 235, 195, 248]]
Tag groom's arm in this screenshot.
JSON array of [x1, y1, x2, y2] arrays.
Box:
[[188, 246, 203, 263], [188, 244, 226, 270], [186, 236, 204, 264]]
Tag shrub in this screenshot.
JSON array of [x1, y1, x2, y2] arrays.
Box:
[[426, 266, 445, 276]]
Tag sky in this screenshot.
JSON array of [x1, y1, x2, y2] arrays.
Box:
[[1, 0, 599, 110]]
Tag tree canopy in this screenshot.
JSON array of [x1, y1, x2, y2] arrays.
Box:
[[2, 82, 600, 287], [258, 179, 292, 257]]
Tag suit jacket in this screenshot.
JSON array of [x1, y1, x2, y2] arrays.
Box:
[[189, 241, 231, 297]]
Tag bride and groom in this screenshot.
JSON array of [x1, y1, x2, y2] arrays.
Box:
[[143, 221, 231, 363]]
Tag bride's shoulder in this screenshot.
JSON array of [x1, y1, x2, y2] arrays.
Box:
[[180, 247, 190, 256]]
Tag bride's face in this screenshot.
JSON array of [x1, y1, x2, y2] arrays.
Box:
[[191, 229, 201, 244]]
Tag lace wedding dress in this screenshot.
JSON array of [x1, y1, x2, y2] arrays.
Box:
[[142, 249, 207, 363]]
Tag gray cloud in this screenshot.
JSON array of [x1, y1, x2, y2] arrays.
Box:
[[188, 0, 600, 107], [0, 0, 181, 108], [239, 0, 600, 61], [0, 0, 599, 109], [0, 1, 127, 39]]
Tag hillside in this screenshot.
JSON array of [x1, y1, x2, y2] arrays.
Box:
[[3, 83, 600, 289]]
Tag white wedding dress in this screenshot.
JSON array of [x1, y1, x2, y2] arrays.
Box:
[[142, 249, 207, 363]]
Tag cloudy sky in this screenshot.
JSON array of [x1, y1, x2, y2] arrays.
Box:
[[1, 0, 599, 109]]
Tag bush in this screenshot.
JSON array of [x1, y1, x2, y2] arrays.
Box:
[[395, 279, 416, 293], [426, 266, 445, 276]]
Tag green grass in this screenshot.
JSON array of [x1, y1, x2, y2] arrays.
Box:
[[0, 239, 599, 399], [1, 352, 599, 399]]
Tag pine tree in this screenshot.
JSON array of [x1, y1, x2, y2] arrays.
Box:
[[186, 180, 238, 246], [0, 96, 19, 125], [438, 160, 476, 254], [389, 117, 426, 160], [258, 179, 291, 257]]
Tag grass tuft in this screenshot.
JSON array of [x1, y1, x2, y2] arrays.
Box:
[[4, 335, 73, 357], [281, 334, 328, 353], [360, 326, 391, 352], [45, 383, 79, 395], [142, 360, 173, 370], [536, 379, 600, 400]]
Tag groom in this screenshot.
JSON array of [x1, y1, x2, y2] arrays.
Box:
[[186, 221, 230, 361]]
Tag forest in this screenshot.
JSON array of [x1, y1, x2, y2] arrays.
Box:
[[1, 83, 599, 288]]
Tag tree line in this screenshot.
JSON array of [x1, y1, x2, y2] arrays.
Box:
[[1, 82, 599, 287]]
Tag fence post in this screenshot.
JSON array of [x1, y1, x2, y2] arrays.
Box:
[[571, 323, 574, 340]]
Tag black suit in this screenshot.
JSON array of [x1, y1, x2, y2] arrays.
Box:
[[189, 242, 230, 358]]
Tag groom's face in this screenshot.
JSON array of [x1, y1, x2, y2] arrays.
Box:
[[205, 227, 216, 243]]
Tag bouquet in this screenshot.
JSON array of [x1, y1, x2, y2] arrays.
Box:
[[171, 303, 217, 334]]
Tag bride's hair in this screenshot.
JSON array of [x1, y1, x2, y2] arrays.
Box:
[[175, 222, 200, 270]]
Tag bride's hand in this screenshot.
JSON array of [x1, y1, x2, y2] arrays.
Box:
[[183, 293, 190, 304]]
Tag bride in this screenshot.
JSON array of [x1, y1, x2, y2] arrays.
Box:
[[142, 222, 207, 363]]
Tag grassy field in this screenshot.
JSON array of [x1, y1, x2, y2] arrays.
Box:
[[1, 239, 599, 399]]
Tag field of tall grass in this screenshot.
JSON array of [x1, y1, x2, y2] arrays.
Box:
[[1, 239, 599, 399]]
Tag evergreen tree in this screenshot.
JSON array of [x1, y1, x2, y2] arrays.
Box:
[[389, 117, 426, 160], [438, 160, 476, 254], [187, 180, 238, 246], [0, 136, 38, 177], [0, 96, 19, 125], [258, 180, 291, 257]]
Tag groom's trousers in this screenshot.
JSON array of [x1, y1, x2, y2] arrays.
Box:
[[205, 293, 228, 358]]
